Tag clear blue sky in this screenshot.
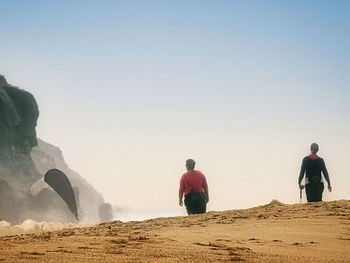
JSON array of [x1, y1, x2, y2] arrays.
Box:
[[1, 1, 349, 217]]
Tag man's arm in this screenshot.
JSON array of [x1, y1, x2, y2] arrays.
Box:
[[298, 158, 306, 188], [202, 175, 209, 203], [179, 191, 183, 206], [322, 159, 332, 192], [179, 176, 184, 206], [204, 188, 209, 203]]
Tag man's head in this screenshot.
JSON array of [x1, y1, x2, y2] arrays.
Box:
[[185, 159, 196, 171], [310, 143, 319, 154]]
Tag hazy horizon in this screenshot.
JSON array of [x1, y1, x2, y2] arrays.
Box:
[[1, 0, 349, 220]]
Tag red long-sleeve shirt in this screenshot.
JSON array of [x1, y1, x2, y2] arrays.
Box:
[[179, 170, 208, 196]]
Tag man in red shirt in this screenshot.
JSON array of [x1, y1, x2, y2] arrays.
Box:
[[179, 159, 209, 215]]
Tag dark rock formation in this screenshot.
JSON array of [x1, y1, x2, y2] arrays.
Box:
[[0, 75, 39, 157], [0, 75, 7, 85], [0, 75, 112, 223], [0, 75, 42, 223]]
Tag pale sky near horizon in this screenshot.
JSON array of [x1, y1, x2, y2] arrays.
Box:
[[1, 1, 349, 218]]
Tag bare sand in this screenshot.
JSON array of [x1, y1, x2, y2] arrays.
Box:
[[0, 200, 349, 262]]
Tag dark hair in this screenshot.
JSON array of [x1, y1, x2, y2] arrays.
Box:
[[310, 143, 319, 154], [186, 159, 196, 170]]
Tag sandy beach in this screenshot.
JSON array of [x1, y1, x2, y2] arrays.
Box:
[[0, 200, 349, 262]]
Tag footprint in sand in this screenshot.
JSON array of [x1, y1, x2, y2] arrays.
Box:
[[20, 252, 45, 256], [248, 238, 261, 243], [292, 242, 302, 246], [338, 237, 350, 241], [215, 239, 231, 242]]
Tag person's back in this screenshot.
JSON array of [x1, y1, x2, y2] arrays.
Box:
[[179, 159, 209, 215], [181, 170, 207, 194], [298, 143, 332, 202], [303, 156, 326, 184]]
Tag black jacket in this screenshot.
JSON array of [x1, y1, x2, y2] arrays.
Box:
[[298, 156, 330, 185]]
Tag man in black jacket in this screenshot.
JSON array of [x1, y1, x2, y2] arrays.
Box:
[[298, 143, 332, 202]]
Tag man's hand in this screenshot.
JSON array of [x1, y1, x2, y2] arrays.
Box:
[[328, 185, 332, 192], [179, 200, 183, 206], [299, 184, 305, 190], [204, 190, 209, 204]]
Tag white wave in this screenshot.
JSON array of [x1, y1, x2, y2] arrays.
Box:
[[0, 219, 90, 236]]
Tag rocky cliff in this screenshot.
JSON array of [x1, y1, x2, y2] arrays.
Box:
[[0, 75, 112, 223]]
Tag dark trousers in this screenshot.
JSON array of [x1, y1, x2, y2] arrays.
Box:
[[305, 182, 324, 202], [184, 192, 206, 215]]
